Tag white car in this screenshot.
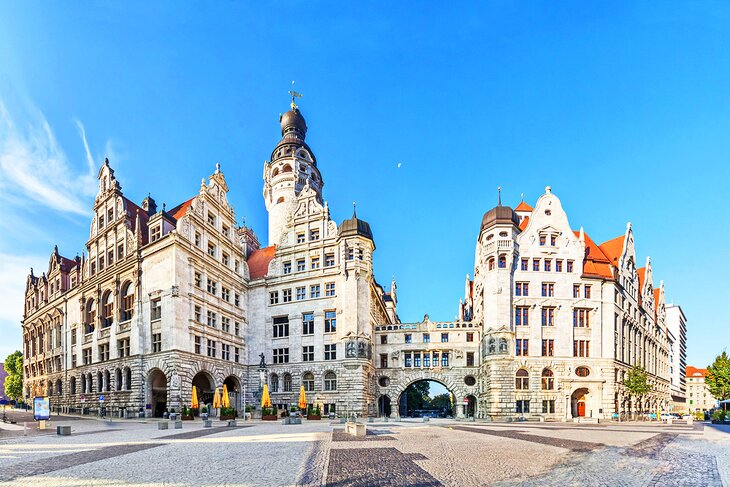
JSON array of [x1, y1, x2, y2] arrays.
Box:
[[660, 413, 673, 420]]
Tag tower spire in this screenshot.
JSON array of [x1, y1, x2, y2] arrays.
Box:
[[497, 186, 502, 206], [288, 81, 302, 110], [352, 201, 357, 218]]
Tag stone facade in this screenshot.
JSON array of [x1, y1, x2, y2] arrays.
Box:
[[686, 366, 717, 412], [21, 101, 679, 421]]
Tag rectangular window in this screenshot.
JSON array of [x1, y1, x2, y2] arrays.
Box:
[[283, 261, 292, 274], [297, 259, 306, 272], [152, 333, 162, 353], [539, 235, 546, 246], [573, 340, 590, 357], [207, 339, 217, 357], [235, 293, 241, 307], [207, 311, 217, 328], [573, 284, 580, 298], [515, 307, 529, 326], [222, 252, 230, 266], [108, 249, 114, 266], [325, 282, 336, 296], [234, 321, 240, 336], [234, 347, 240, 363], [98, 344, 110, 361], [311, 257, 320, 269], [297, 233, 305, 243], [117, 338, 130, 358], [282, 289, 292, 302], [273, 316, 289, 338], [441, 352, 449, 367], [516, 339, 529, 356], [273, 348, 289, 364], [99, 256, 105, 271], [194, 306, 201, 322], [222, 287, 230, 302], [269, 291, 279, 305], [567, 260, 574, 272], [83, 347, 92, 365], [207, 242, 216, 258], [380, 353, 388, 368], [310, 284, 320, 298], [325, 344, 337, 360], [584, 285, 592, 299], [541, 282, 555, 297], [151, 299, 161, 321], [424, 354, 431, 367], [221, 317, 230, 333], [310, 229, 320, 241], [542, 400, 555, 413], [221, 344, 230, 361], [194, 336, 201, 354], [207, 279, 217, 295], [380, 335, 387, 344], [325, 254, 335, 267], [441, 333, 449, 343], [195, 232, 201, 247], [296, 287, 306, 300], [573, 309, 590, 328], [423, 333, 431, 343], [207, 212, 216, 226], [542, 339, 554, 357], [556, 260, 563, 272], [515, 282, 529, 296], [405, 334, 412, 344], [516, 400, 530, 414], [302, 312, 314, 335], [521, 258, 529, 271], [346, 247, 354, 260], [541, 307, 555, 326], [466, 332, 474, 342], [466, 352, 475, 366], [533, 259, 540, 271], [324, 310, 336, 333], [414, 352, 421, 367], [544, 259, 551, 272], [194, 272, 202, 288], [221, 224, 230, 238], [405, 352, 412, 367], [118, 243, 124, 259]]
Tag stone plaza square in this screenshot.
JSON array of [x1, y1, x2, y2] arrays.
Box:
[[1, 416, 728, 486]]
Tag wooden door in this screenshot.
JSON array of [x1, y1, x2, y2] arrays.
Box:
[[577, 401, 586, 417]]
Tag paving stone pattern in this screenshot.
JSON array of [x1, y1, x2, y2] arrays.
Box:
[[449, 425, 605, 452], [327, 447, 439, 487], [331, 428, 396, 442]]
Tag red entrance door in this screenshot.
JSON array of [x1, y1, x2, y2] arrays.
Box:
[[577, 402, 586, 417]]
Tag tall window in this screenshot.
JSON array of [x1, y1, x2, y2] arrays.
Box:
[[556, 260, 563, 272], [302, 345, 314, 362], [102, 292, 114, 328], [118, 338, 130, 358], [441, 333, 449, 343], [84, 299, 96, 334], [270, 374, 279, 393], [325, 254, 335, 267], [207, 279, 217, 295], [516, 400, 530, 414], [150, 225, 161, 242], [302, 313, 315, 335], [194, 272, 202, 288], [404, 334, 412, 344], [441, 352, 449, 367], [324, 372, 336, 391], [194, 336, 201, 354], [282, 289, 292, 302], [324, 344, 337, 360], [584, 285, 592, 299], [283, 261, 292, 274], [98, 343, 110, 361], [380, 353, 388, 368], [541, 368, 554, 390], [207, 311, 217, 327], [542, 400, 556, 413], [466, 352, 475, 366], [310, 284, 320, 298], [296, 259, 306, 272], [324, 311, 336, 332], [541, 339, 554, 357], [466, 332, 474, 342], [273, 316, 289, 338], [567, 260, 574, 272], [498, 255, 506, 268], [515, 307, 529, 326], [152, 333, 162, 353], [515, 369, 529, 389], [207, 339, 217, 357], [303, 372, 314, 392], [311, 257, 320, 269], [533, 259, 540, 271], [325, 282, 336, 296], [273, 348, 289, 364], [283, 374, 292, 392], [515, 282, 529, 296], [521, 258, 528, 271], [516, 339, 529, 356], [296, 287, 306, 300], [573, 340, 590, 357], [541, 282, 555, 297], [541, 307, 555, 326], [573, 309, 590, 327], [573, 284, 580, 298], [544, 259, 551, 272]]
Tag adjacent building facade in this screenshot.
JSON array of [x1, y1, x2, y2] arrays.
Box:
[[686, 366, 717, 413], [22, 101, 680, 420], [666, 304, 688, 410]]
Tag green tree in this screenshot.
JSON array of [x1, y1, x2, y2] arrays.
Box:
[[623, 365, 650, 416], [4, 351, 23, 401], [706, 351, 730, 411]]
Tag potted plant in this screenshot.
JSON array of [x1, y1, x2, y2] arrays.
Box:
[[307, 405, 322, 420], [201, 406, 209, 421], [220, 406, 236, 421], [181, 406, 194, 421], [711, 410, 726, 424], [262, 407, 278, 421]]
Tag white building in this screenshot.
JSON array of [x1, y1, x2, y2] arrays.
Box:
[[666, 304, 687, 410]]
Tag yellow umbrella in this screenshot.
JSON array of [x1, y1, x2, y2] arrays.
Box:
[[222, 384, 230, 408], [213, 387, 221, 409], [191, 386, 199, 410], [298, 385, 307, 410], [261, 383, 272, 409]]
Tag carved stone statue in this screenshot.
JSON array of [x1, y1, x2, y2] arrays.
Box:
[[258, 352, 266, 369]]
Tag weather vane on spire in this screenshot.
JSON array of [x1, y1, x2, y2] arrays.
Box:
[[288, 80, 302, 110]]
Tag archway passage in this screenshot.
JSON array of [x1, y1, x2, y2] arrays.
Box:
[[148, 369, 167, 418], [223, 375, 241, 412], [192, 371, 215, 413], [398, 380, 454, 418], [571, 388, 590, 418], [378, 395, 392, 417], [465, 395, 477, 418]]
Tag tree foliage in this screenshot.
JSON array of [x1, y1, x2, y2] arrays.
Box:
[[4, 351, 23, 400], [706, 351, 730, 406], [623, 365, 650, 397]]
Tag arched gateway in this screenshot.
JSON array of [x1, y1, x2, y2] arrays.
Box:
[[379, 370, 474, 419]]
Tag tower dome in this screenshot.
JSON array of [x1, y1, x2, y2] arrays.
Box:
[[279, 108, 307, 140]]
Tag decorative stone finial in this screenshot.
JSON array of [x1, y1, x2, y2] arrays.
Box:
[[497, 187, 502, 206], [352, 201, 357, 218], [545, 186, 552, 194], [215, 162, 221, 173]]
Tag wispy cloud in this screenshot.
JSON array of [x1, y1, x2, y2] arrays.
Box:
[[0, 253, 44, 358], [0, 102, 97, 216]]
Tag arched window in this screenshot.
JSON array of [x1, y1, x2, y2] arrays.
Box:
[[125, 367, 132, 390], [70, 376, 77, 395], [80, 374, 86, 393], [97, 371, 103, 393], [56, 379, 62, 396], [85, 299, 96, 334], [576, 366, 590, 377], [270, 373, 279, 393], [104, 370, 111, 392], [120, 282, 134, 321], [272, 167, 279, 177], [116, 368, 122, 391], [324, 372, 337, 391], [488, 258, 495, 271], [303, 372, 314, 392], [282, 164, 292, 173], [283, 373, 292, 392], [498, 255, 506, 269], [276, 197, 285, 204], [515, 369, 529, 390], [102, 291, 114, 328], [541, 368, 554, 390], [87, 373, 93, 393]]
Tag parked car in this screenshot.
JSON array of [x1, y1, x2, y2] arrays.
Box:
[[660, 413, 673, 420]]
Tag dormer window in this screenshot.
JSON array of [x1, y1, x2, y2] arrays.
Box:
[[539, 236, 546, 246], [150, 225, 161, 242]]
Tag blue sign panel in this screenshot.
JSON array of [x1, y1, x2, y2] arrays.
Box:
[[33, 396, 50, 421]]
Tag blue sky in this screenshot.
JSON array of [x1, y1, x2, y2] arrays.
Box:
[[0, 2, 728, 369]]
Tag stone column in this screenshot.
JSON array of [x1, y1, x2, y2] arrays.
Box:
[[456, 404, 465, 418]]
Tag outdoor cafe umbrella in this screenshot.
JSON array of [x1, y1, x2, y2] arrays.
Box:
[[222, 384, 230, 409], [298, 385, 307, 410], [213, 387, 222, 409], [261, 383, 271, 409], [191, 386, 199, 410]]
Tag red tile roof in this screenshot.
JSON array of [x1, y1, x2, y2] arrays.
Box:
[[638, 267, 646, 289], [654, 288, 660, 304], [686, 366, 707, 378], [169, 197, 195, 221], [573, 230, 614, 279], [599, 235, 625, 264], [247, 246, 276, 279], [515, 201, 533, 212], [519, 216, 530, 231]]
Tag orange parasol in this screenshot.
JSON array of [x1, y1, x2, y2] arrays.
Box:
[[222, 384, 230, 408], [298, 385, 307, 410], [213, 387, 221, 409], [261, 383, 271, 409], [191, 386, 199, 409]]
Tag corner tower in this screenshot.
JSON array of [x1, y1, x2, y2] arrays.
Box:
[[263, 99, 324, 245]]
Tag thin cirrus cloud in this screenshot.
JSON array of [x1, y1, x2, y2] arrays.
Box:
[[0, 101, 99, 217]]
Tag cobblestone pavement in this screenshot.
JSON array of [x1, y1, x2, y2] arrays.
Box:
[[0, 416, 728, 486]]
